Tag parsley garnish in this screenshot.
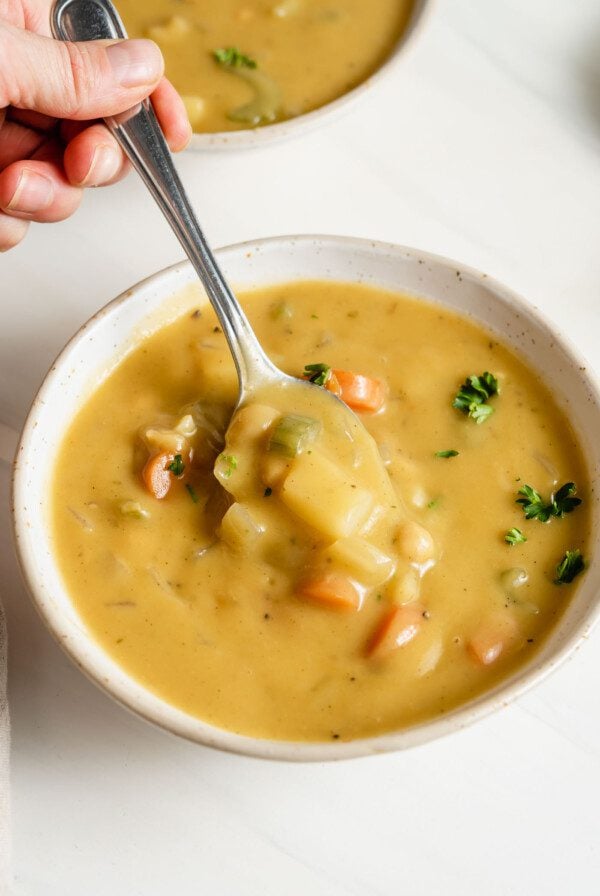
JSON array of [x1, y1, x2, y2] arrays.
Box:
[[453, 372, 499, 423], [302, 362, 332, 387], [554, 549, 585, 585], [219, 454, 238, 478], [185, 484, 199, 503], [213, 47, 257, 69], [435, 449, 459, 458], [505, 527, 527, 546], [551, 482, 582, 516], [167, 454, 185, 476], [516, 482, 582, 522]]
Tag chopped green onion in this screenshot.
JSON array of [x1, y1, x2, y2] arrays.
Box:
[[554, 549, 585, 585], [168, 454, 185, 476], [505, 527, 527, 546], [185, 484, 200, 503], [302, 362, 332, 387], [268, 414, 321, 457], [435, 449, 459, 458]]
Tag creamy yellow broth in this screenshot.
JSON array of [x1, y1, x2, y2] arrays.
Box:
[[52, 281, 590, 742], [116, 0, 414, 132]]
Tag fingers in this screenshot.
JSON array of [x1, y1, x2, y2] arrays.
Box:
[[6, 108, 57, 132], [61, 76, 191, 185], [0, 212, 28, 252], [0, 119, 47, 169], [0, 154, 82, 223], [63, 123, 128, 187], [151, 79, 192, 152], [0, 23, 164, 120]]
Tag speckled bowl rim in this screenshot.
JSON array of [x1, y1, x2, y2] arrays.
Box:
[[186, 0, 432, 151], [12, 234, 600, 761]]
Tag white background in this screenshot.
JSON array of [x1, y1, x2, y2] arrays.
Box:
[[2, 0, 600, 892]]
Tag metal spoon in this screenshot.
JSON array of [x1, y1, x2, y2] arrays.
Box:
[[51, 0, 397, 505]]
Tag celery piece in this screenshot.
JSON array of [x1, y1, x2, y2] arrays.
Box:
[[268, 415, 321, 458]]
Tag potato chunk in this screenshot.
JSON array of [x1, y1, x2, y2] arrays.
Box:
[[280, 452, 374, 540]]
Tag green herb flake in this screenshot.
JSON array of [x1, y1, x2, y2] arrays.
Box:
[[453, 372, 499, 423], [435, 449, 459, 458], [505, 527, 527, 546], [219, 454, 238, 478], [554, 549, 585, 585], [167, 454, 185, 476], [264, 487, 273, 497], [516, 482, 582, 522], [185, 484, 199, 504], [302, 362, 332, 387], [552, 482, 582, 517], [213, 47, 257, 69]]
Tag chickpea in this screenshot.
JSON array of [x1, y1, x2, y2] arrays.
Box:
[[227, 404, 279, 445], [396, 521, 435, 564]]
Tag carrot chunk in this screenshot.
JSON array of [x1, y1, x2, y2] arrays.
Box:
[[297, 573, 361, 612], [142, 452, 174, 500], [332, 369, 386, 412], [468, 612, 520, 666], [325, 371, 342, 397], [367, 603, 424, 659]]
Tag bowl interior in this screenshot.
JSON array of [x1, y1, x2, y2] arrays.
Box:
[[188, 0, 431, 151], [13, 235, 600, 760]]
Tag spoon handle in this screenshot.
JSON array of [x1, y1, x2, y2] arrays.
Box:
[[51, 0, 275, 395]]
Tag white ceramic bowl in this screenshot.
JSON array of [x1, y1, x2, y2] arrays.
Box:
[[12, 235, 600, 760], [188, 0, 432, 151]]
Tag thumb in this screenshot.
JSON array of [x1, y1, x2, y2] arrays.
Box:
[[0, 22, 164, 120]]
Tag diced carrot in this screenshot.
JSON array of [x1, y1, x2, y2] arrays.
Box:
[[468, 612, 520, 666], [297, 572, 361, 612], [325, 371, 342, 397], [367, 603, 424, 659], [142, 452, 174, 500], [332, 369, 386, 413]]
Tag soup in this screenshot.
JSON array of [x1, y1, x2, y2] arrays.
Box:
[[116, 0, 415, 133], [52, 281, 589, 742]]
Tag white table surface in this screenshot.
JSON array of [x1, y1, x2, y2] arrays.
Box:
[[2, 1, 600, 892]]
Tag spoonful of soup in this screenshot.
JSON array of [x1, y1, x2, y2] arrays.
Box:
[[52, 0, 436, 654]]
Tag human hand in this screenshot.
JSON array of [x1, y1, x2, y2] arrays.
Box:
[[0, 0, 191, 250]]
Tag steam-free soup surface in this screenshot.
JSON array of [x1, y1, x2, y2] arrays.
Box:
[[52, 281, 589, 742], [117, 0, 414, 132]]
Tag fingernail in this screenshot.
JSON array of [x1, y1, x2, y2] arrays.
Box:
[[7, 169, 54, 213], [106, 39, 163, 88], [82, 144, 120, 186]]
